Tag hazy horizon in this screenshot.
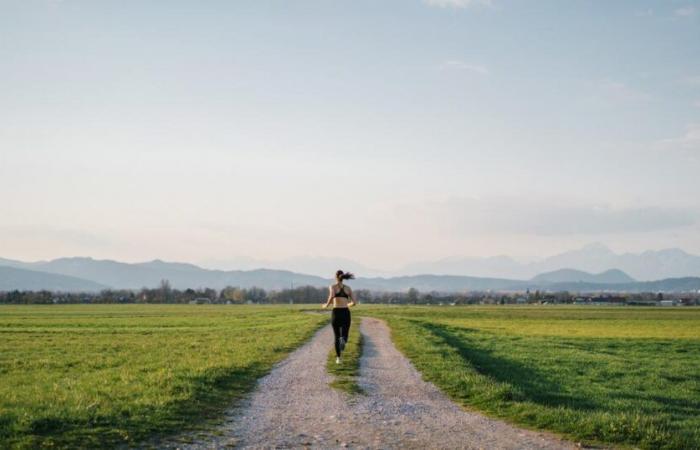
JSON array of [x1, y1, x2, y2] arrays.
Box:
[[2, 0, 699, 269], [4, 241, 700, 282]]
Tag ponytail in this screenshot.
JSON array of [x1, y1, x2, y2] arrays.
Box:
[[335, 270, 356, 282]]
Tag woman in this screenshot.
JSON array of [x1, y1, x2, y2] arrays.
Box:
[[322, 270, 358, 364]]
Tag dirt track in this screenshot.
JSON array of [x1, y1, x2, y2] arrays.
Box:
[[162, 317, 577, 449]]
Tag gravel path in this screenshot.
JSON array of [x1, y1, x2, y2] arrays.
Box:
[[160, 317, 578, 449]]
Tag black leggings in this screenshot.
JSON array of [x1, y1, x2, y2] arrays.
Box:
[[331, 308, 351, 357]]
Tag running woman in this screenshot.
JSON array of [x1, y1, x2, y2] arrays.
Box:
[[322, 270, 358, 364]]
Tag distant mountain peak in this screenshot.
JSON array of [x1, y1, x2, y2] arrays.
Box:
[[599, 268, 628, 276], [654, 248, 690, 257], [531, 267, 635, 284], [143, 259, 171, 266], [52, 256, 97, 264], [595, 269, 636, 283], [137, 259, 205, 272]]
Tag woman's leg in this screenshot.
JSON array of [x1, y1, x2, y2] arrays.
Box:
[[342, 310, 351, 344], [331, 310, 342, 357]]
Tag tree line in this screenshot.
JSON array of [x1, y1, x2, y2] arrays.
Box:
[[0, 280, 698, 305]]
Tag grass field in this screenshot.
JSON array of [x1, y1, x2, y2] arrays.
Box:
[[362, 306, 700, 450], [2, 305, 699, 450], [0, 305, 326, 449], [326, 317, 363, 395]]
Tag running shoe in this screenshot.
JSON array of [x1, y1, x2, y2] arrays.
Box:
[[336, 356, 341, 364]]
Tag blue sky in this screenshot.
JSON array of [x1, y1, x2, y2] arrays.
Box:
[[1, 0, 699, 269]]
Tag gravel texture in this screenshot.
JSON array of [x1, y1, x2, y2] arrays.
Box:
[[158, 316, 578, 449]]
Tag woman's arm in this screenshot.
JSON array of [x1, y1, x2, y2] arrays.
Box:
[[348, 287, 357, 307], [322, 286, 334, 309]]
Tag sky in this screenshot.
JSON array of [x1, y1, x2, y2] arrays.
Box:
[[1, 0, 699, 271]]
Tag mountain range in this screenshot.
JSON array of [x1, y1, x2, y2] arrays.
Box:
[[0, 266, 107, 292], [530, 268, 635, 284], [0, 257, 322, 291], [199, 244, 700, 281], [398, 243, 700, 281], [1, 252, 699, 293]]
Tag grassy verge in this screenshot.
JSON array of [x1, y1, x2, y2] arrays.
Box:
[[363, 306, 700, 450], [0, 305, 326, 449], [326, 317, 363, 395]]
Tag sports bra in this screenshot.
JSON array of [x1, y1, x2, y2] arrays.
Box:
[[334, 285, 349, 298]]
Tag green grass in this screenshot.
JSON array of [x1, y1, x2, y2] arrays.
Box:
[[326, 317, 363, 395], [360, 306, 700, 450], [0, 305, 326, 449], [4, 304, 699, 449]]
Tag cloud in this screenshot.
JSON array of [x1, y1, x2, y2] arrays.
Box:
[[424, 0, 493, 9], [675, 6, 696, 17], [694, 99, 700, 108], [396, 196, 696, 236], [438, 60, 489, 75], [658, 123, 700, 152]]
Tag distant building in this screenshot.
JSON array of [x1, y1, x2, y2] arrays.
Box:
[[659, 300, 676, 307], [189, 297, 211, 305], [590, 295, 626, 306]]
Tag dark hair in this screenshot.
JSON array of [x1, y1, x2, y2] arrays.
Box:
[[335, 270, 355, 282]]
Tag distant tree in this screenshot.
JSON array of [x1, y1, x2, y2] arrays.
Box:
[[203, 288, 218, 301], [355, 289, 373, 303], [407, 287, 419, 304], [247, 287, 267, 303], [221, 286, 247, 304], [157, 279, 173, 303]]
